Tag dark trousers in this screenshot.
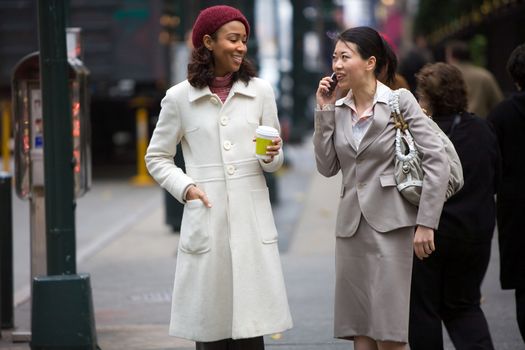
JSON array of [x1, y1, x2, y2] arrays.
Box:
[[409, 234, 494, 350], [517, 288, 525, 342], [196, 336, 264, 350]]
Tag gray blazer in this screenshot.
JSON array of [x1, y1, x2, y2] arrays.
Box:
[[313, 84, 449, 236]]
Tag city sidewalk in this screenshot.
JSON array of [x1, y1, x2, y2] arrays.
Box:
[[1, 141, 523, 349], [1, 141, 347, 350]]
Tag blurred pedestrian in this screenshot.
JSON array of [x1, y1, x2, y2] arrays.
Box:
[[313, 26, 449, 350], [145, 5, 292, 349], [487, 43, 525, 343], [445, 40, 503, 118], [398, 34, 433, 93], [409, 62, 499, 350]]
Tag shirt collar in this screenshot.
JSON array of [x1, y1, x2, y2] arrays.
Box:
[[335, 80, 391, 108], [188, 79, 256, 102]]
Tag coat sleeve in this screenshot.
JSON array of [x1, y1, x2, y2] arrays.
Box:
[[259, 81, 284, 173], [400, 89, 449, 229], [484, 74, 504, 114], [312, 106, 341, 177], [145, 91, 195, 203]]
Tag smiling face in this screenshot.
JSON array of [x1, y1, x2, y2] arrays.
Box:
[[332, 40, 376, 91], [204, 20, 247, 77]]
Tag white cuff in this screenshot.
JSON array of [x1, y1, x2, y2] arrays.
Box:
[[316, 104, 335, 111]]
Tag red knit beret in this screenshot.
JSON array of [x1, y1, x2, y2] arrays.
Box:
[[191, 5, 250, 49]]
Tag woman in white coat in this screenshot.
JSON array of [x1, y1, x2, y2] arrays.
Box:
[[145, 5, 292, 350]]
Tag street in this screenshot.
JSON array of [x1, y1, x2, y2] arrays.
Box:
[[2, 140, 523, 349]]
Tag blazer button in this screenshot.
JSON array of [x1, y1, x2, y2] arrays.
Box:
[[210, 97, 219, 105], [220, 116, 229, 126], [226, 165, 235, 175], [223, 141, 232, 150]]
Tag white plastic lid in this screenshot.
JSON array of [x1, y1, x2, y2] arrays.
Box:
[[256, 125, 279, 138]]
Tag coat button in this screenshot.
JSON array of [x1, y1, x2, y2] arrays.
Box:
[[220, 116, 229, 126], [210, 97, 219, 105], [223, 141, 232, 150], [227, 165, 235, 175]]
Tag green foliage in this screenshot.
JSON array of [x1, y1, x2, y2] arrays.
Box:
[[469, 34, 487, 67], [414, 0, 484, 36]]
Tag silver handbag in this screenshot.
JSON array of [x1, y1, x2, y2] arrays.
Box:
[[389, 89, 464, 206]]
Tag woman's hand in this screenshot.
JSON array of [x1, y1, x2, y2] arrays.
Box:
[[185, 185, 212, 208], [316, 75, 338, 107], [413, 225, 435, 260], [252, 136, 282, 163], [263, 137, 282, 163]]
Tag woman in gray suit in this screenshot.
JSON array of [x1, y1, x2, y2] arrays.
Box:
[[313, 26, 449, 350]]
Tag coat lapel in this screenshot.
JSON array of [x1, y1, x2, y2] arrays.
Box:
[[229, 80, 257, 98], [336, 98, 358, 152], [356, 102, 391, 156], [188, 83, 212, 102], [187, 80, 257, 104]]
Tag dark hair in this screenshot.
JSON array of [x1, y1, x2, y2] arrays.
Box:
[[446, 40, 471, 61], [187, 33, 256, 88], [507, 43, 525, 89], [337, 26, 397, 85], [416, 62, 468, 117]]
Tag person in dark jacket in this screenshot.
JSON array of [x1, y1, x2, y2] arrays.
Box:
[[487, 43, 525, 343], [409, 62, 500, 350]]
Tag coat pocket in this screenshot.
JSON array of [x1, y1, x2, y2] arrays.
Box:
[[179, 199, 210, 254], [379, 173, 397, 187], [250, 188, 278, 244]]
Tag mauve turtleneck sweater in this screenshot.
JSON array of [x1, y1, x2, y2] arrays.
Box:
[[209, 72, 233, 103]]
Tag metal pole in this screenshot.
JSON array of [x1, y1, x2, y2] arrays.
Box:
[[38, 0, 76, 275], [33, 2, 98, 348], [131, 107, 154, 186], [1, 103, 10, 172], [0, 173, 14, 330], [30, 187, 47, 281]]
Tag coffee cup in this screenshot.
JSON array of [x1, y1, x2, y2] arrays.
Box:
[[255, 126, 279, 160]]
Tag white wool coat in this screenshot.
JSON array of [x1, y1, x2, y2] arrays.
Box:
[[145, 77, 293, 341]]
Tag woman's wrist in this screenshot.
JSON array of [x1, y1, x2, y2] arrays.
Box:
[[316, 103, 335, 111]]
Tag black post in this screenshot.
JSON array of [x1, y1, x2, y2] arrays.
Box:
[[0, 173, 14, 331], [32, 1, 97, 348], [38, 0, 76, 275]]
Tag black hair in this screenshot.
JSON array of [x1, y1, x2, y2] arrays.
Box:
[[507, 43, 525, 89], [337, 26, 397, 85], [446, 40, 471, 61]]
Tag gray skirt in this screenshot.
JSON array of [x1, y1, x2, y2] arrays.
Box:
[[334, 217, 414, 343]]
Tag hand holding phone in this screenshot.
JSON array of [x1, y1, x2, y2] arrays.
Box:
[[325, 73, 338, 96]]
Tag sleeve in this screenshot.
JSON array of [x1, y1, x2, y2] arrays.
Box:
[[145, 92, 195, 203], [399, 89, 449, 229], [312, 104, 341, 177], [259, 81, 284, 173], [487, 106, 504, 196], [486, 75, 504, 113], [486, 120, 503, 195]]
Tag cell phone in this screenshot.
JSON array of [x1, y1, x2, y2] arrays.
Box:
[[326, 73, 338, 96]]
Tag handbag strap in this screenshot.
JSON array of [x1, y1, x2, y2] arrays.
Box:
[[388, 89, 410, 131], [389, 89, 418, 161]]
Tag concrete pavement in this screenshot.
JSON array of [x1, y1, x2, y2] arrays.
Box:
[[1, 140, 523, 349]]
